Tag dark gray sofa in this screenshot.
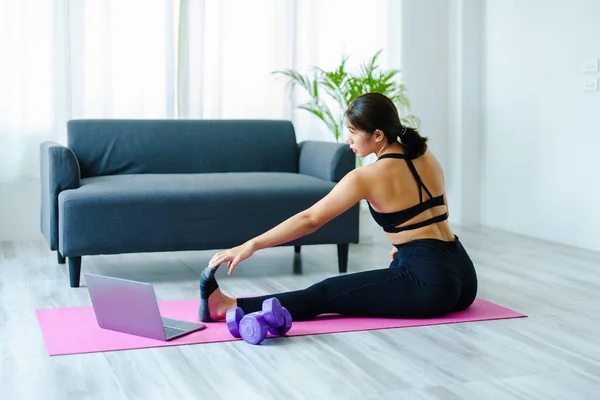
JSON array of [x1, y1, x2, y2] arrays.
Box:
[[40, 119, 360, 287]]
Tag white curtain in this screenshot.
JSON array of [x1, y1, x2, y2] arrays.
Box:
[[0, 0, 401, 181]]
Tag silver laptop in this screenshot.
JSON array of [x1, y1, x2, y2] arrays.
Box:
[[84, 273, 206, 341]]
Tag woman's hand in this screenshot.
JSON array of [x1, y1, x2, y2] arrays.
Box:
[[389, 246, 398, 262], [208, 241, 256, 275]]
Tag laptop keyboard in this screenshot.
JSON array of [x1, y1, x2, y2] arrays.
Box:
[[163, 325, 186, 339], [161, 317, 205, 340]]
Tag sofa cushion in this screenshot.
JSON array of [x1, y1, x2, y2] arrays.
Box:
[[66, 119, 299, 178], [57, 172, 357, 255]]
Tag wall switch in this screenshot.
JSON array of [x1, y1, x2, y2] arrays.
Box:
[[583, 59, 599, 73], [584, 77, 599, 92]]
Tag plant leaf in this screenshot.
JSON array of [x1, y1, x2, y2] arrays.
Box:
[[274, 49, 420, 142]]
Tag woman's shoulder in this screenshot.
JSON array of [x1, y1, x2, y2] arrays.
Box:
[[355, 158, 381, 175], [420, 149, 443, 170], [360, 149, 444, 178]]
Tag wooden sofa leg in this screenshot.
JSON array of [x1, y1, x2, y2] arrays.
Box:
[[57, 251, 65, 264], [68, 256, 82, 288], [337, 244, 349, 273], [294, 245, 301, 254]]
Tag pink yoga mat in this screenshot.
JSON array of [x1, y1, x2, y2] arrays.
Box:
[[36, 297, 525, 356]]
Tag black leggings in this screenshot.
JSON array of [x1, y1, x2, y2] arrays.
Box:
[[237, 236, 478, 321]]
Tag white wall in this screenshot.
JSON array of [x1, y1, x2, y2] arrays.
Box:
[[402, 0, 600, 253], [447, 0, 483, 227], [482, 0, 600, 252], [0, 179, 43, 241], [401, 0, 450, 173], [401, 0, 483, 227]]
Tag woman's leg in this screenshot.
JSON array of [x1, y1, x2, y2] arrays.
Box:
[[199, 265, 460, 322], [238, 268, 413, 321]]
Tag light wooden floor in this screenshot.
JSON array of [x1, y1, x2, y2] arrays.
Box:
[[1, 210, 600, 399]]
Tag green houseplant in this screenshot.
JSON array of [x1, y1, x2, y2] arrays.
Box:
[[273, 49, 420, 143]]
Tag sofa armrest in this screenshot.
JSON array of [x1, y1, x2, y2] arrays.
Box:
[[298, 141, 355, 182], [40, 141, 81, 251]]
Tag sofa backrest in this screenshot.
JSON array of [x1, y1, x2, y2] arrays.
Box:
[[67, 119, 299, 178]]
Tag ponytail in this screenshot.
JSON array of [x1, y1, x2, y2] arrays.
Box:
[[398, 125, 428, 159]]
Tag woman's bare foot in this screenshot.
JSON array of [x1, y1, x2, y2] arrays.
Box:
[[207, 287, 237, 320], [199, 266, 237, 322]]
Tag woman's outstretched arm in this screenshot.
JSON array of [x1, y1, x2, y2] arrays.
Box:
[[248, 169, 366, 251], [208, 169, 367, 273]]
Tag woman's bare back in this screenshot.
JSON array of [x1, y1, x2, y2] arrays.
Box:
[[362, 148, 455, 245]]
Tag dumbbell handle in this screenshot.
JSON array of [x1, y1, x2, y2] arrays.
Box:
[[248, 310, 284, 328]]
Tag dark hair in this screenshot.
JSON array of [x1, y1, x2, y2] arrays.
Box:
[[344, 92, 427, 159]]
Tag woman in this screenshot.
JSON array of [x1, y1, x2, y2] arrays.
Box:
[[199, 92, 477, 322]]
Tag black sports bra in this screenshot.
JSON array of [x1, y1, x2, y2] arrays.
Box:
[[367, 153, 448, 233]]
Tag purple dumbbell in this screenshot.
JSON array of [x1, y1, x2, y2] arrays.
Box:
[[225, 297, 292, 345], [268, 307, 292, 336], [239, 313, 269, 345], [261, 298, 284, 327], [225, 307, 244, 338]]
